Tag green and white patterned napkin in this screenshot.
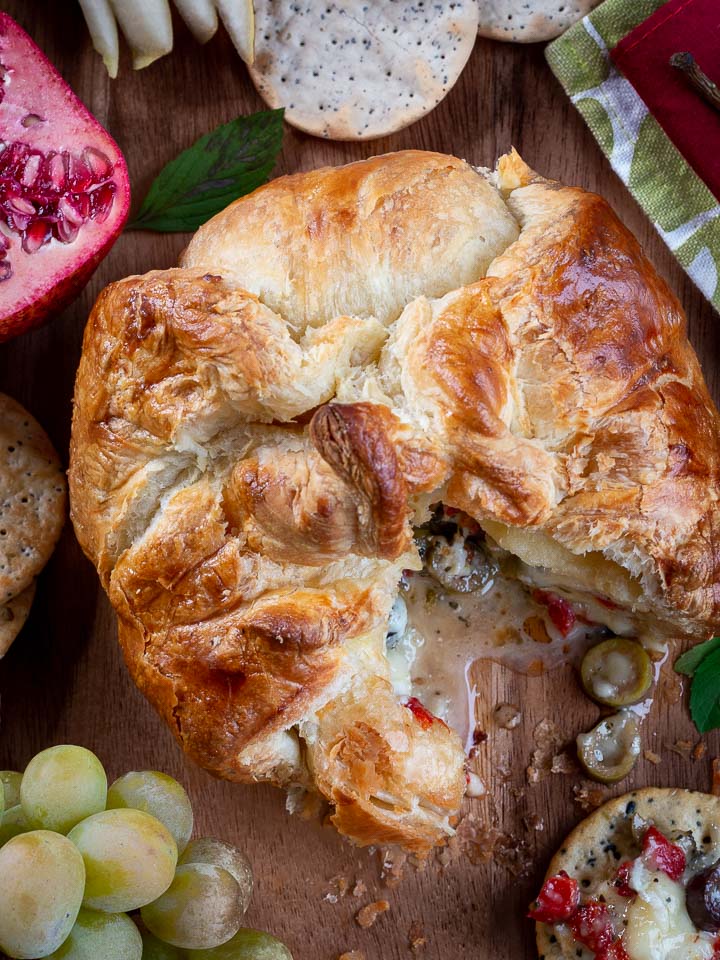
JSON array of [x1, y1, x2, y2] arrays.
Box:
[[547, 0, 720, 310]]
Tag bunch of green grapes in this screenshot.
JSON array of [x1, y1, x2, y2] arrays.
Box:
[[0, 748, 292, 960]]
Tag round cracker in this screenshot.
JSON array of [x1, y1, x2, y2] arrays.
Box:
[[477, 0, 602, 43], [536, 788, 720, 959], [0, 393, 66, 604], [0, 580, 35, 657], [248, 0, 479, 140]]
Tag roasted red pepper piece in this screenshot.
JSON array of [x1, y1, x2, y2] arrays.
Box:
[[568, 900, 616, 953], [404, 697, 444, 730], [527, 870, 580, 923], [532, 589, 577, 637], [614, 861, 636, 898], [598, 941, 631, 960], [642, 826, 686, 881]]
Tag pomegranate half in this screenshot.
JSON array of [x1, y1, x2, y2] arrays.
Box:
[[0, 13, 130, 342]]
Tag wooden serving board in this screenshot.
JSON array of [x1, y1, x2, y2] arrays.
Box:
[[2, 4, 719, 958]]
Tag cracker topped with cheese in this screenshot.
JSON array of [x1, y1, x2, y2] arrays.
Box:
[[531, 788, 720, 960]]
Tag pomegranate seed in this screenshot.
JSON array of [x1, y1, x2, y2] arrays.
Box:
[[58, 195, 86, 227], [89, 182, 115, 223], [21, 112, 45, 128], [22, 219, 50, 254], [568, 901, 616, 952], [83, 146, 112, 182], [20, 151, 41, 187], [528, 871, 580, 923], [55, 219, 79, 244], [7, 195, 34, 217], [43, 151, 66, 191], [65, 151, 92, 190], [642, 826, 686, 881]]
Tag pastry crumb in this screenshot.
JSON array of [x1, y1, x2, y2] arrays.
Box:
[[551, 751, 577, 775], [644, 749, 662, 765], [338, 952, 365, 960], [408, 921, 427, 952], [694, 741, 707, 760], [573, 782, 608, 813], [356, 900, 390, 928], [352, 880, 367, 898], [494, 703, 521, 729], [324, 874, 349, 902]]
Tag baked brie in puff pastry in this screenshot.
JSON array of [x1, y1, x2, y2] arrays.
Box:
[[69, 150, 720, 854]]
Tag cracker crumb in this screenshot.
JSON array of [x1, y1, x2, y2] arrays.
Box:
[[644, 749, 662, 765], [694, 741, 707, 761], [408, 921, 427, 952], [356, 900, 390, 928], [712, 758, 720, 796]]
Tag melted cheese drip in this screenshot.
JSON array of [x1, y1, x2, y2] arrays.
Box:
[[624, 862, 716, 960], [389, 571, 607, 749]]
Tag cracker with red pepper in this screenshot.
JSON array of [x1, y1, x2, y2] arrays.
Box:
[[531, 788, 720, 960]]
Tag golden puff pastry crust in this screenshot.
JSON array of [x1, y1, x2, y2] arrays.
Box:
[[70, 150, 720, 854]]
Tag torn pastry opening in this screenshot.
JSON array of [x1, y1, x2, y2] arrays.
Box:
[[385, 502, 660, 754]]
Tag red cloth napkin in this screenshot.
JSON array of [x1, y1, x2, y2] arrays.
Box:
[[610, 0, 720, 202]]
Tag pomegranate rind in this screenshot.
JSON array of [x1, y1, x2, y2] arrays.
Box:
[[0, 12, 130, 342]]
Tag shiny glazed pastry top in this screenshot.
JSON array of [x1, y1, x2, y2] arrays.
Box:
[[69, 150, 720, 854]]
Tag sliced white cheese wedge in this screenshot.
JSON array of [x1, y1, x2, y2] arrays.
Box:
[[625, 862, 716, 960]]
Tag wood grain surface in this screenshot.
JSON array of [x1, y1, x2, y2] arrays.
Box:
[[1, 4, 719, 959]]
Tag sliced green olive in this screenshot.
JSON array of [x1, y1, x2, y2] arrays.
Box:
[[580, 637, 653, 707], [425, 535, 497, 594], [577, 711, 641, 783]]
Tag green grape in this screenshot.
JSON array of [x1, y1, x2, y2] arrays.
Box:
[[140, 862, 242, 949], [0, 804, 29, 846], [180, 838, 253, 914], [68, 808, 177, 913], [188, 929, 293, 960], [45, 908, 142, 960], [21, 745, 107, 833], [140, 928, 186, 959], [0, 770, 22, 809], [0, 830, 85, 959], [107, 771, 193, 853]]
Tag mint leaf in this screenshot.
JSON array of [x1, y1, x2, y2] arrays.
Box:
[[675, 636, 720, 676], [689, 645, 720, 733], [129, 109, 284, 232]]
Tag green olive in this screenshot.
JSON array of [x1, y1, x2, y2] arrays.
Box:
[[577, 711, 641, 783], [580, 637, 653, 707]]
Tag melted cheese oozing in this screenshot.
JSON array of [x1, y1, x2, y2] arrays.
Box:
[[624, 862, 716, 960]]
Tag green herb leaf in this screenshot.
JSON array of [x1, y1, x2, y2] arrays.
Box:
[[689, 644, 720, 733], [675, 635, 720, 676], [128, 108, 284, 232]]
